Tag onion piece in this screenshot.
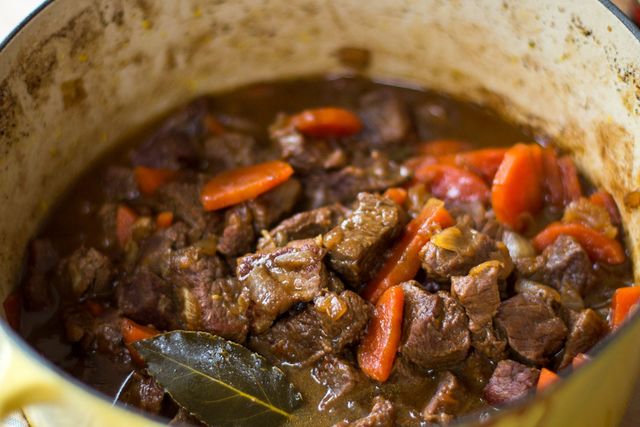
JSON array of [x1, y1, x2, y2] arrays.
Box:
[[502, 230, 536, 259]]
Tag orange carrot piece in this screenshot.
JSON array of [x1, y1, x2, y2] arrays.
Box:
[[156, 211, 174, 229], [542, 148, 565, 208], [357, 286, 404, 383], [450, 147, 508, 183], [362, 199, 455, 303], [537, 368, 560, 392], [121, 318, 159, 345], [383, 187, 408, 206], [3, 293, 20, 331], [532, 222, 625, 265], [572, 353, 591, 370], [491, 144, 544, 231], [116, 204, 138, 248], [610, 286, 640, 328], [415, 164, 490, 203], [558, 156, 582, 204], [134, 166, 178, 195], [589, 191, 621, 225], [200, 160, 294, 211], [417, 139, 471, 157], [290, 107, 362, 138]]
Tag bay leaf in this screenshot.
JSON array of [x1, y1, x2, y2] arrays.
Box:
[[133, 331, 302, 427]]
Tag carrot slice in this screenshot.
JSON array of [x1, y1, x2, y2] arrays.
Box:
[[116, 204, 138, 248], [449, 147, 508, 183], [362, 198, 454, 303], [121, 318, 159, 345], [417, 139, 472, 157], [156, 211, 174, 229], [542, 148, 564, 208], [589, 191, 621, 225], [357, 286, 404, 383], [572, 353, 591, 370], [414, 164, 490, 203], [532, 222, 625, 265], [134, 166, 178, 195], [491, 144, 544, 231], [537, 368, 560, 392], [3, 293, 20, 331], [558, 156, 582, 204], [200, 160, 294, 211], [610, 286, 640, 328], [383, 187, 408, 206], [290, 107, 362, 138]]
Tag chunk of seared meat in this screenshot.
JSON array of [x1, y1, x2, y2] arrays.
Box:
[[247, 178, 302, 232], [495, 294, 567, 365], [155, 182, 210, 239], [423, 371, 467, 425], [217, 204, 256, 257], [60, 247, 114, 298], [203, 132, 262, 172], [64, 308, 123, 355], [118, 372, 165, 414], [257, 203, 348, 250], [102, 166, 140, 202], [249, 290, 371, 365], [558, 308, 608, 368], [22, 239, 58, 310], [400, 282, 470, 369], [238, 239, 329, 333], [312, 355, 363, 410], [133, 222, 190, 275], [117, 269, 178, 330], [515, 235, 595, 296], [420, 225, 513, 282], [359, 89, 411, 147], [483, 360, 540, 406], [334, 396, 395, 427], [325, 193, 407, 286]]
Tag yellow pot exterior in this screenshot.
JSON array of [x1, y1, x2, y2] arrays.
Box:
[[1, 1, 640, 426]]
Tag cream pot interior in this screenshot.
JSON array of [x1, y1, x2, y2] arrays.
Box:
[[2, 0, 640, 426]]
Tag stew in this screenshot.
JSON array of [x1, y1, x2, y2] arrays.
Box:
[[9, 77, 634, 426]]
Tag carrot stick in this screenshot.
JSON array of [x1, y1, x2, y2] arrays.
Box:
[[558, 156, 582, 204], [200, 160, 294, 211], [156, 211, 174, 229], [116, 204, 138, 248], [3, 293, 20, 331], [572, 353, 590, 370], [542, 148, 564, 208], [491, 144, 543, 231], [357, 285, 404, 383], [121, 318, 159, 344], [290, 107, 362, 138], [589, 191, 621, 225], [134, 166, 178, 195], [532, 222, 625, 265], [414, 164, 490, 203], [417, 139, 471, 157], [537, 368, 560, 392], [610, 286, 640, 328], [383, 187, 408, 206], [449, 147, 508, 183], [362, 198, 454, 303]]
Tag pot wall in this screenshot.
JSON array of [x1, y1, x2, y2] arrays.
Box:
[[1, 0, 640, 426]]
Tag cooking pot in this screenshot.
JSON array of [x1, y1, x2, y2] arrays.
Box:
[[1, 0, 640, 426]]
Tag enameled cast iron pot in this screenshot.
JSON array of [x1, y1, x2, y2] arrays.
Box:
[[2, 1, 640, 426]]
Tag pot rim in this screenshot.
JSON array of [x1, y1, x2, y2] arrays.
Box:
[[1, 0, 639, 425]]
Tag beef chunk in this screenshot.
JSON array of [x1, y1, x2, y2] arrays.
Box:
[[400, 282, 470, 369], [312, 355, 363, 410], [423, 371, 467, 424], [103, 166, 140, 202], [23, 239, 58, 310], [559, 308, 608, 368], [117, 269, 177, 330], [217, 204, 255, 256], [155, 182, 208, 238], [248, 178, 302, 232], [451, 261, 501, 331], [515, 235, 595, 296], [119, 372, 165, 414], [237, 239, 329, 333], [335, 396, 395, 427], [250, 290, 371, 365], [204, 132, 261, 172], [64, 308, 123, 355], [62, 247, 113, 298], [134, 223, 189, 276], [257, 203, 348, 250], [420, 225, 513, 282], [495, 294, 568, 365], [359, 90, 411, 146], [325, 193, 406, 286], [483, 360, 540, 406]]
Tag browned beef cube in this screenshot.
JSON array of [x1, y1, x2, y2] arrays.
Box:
[[312, 355, 363, 411], [247, 178, 302, 232], [155, 182, 208, 238], [217, 204, 255, 256], [469, 327, 508, 362], [515, 235, 595, 295], [335, 396, 395, 427], [495, 294, 567, 365], [119, 372, 165, 414], [249, 290, 371, 365], [61, 247, 113, 298], [359, 89, 411, 147], [64, 308, 123, 355], [558, 308, 608, 368], [257, 203, 348, 251], [420, 225, 513, 282], [203, 132, 261, 172], [483, 360, 540, 406], [134, 222, 189, 276], [451, 261, 502, 331], [238, 239, 329, 333], [102, 166, 140, 202], [117, 269, 177, 330], [423, 371, 467, 424], [23, 239, 58, 310], [400, 282, 470, 369], [325, 193, 406, 286]]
